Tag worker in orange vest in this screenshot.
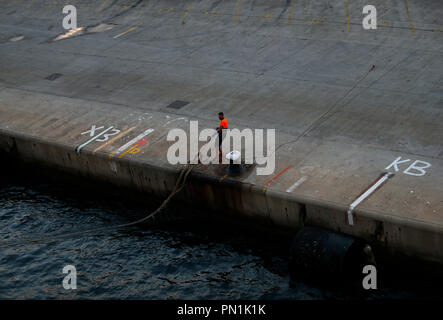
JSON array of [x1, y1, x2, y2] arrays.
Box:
[[216, 112, 228, 163]]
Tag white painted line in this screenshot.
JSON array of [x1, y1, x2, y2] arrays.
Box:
[[115, 128, 154, 154], [76, 126, 114, 154], [286, 176, 308, 193], [347, 173, 393, 226]]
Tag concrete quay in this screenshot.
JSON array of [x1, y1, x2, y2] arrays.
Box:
[[0, 0, 442, 264]]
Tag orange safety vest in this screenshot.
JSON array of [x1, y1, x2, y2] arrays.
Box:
[[219, 118, 228, 130]]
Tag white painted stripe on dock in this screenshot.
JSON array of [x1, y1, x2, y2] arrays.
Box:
[[286, 176, 307, 193], [115, 128, 154, 154], [76, 126, 114, 154], [347, 173, 393, 226]]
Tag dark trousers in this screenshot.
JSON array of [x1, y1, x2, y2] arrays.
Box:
[[218, 132, 223, 147]]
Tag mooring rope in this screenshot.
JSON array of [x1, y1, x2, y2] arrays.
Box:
[[0, 163, 197, 248]]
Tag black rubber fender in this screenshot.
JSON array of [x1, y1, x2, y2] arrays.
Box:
[[289, 226, 375, 283]]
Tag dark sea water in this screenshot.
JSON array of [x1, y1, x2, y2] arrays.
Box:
[[0, 167, 440, 300]]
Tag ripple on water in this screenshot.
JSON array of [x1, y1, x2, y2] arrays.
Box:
[[0, 179, 432, 300]]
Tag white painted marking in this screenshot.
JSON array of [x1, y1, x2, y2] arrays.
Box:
[[286, 176, 308, 193], [385, 156, 431, 176], [95, 128, 121, 142], [76, 126, 114, 153], [137, 115, 152, 122], [385, 156, 410, 172], [347, 173, 392, 226], [163, 117, 186, 127], [115, 128, 154, 154], [81, 124, 104, 137], [404, 160, 431, 176]]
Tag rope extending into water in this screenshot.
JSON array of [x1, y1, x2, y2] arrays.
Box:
[[0, 164, 197, 248]]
